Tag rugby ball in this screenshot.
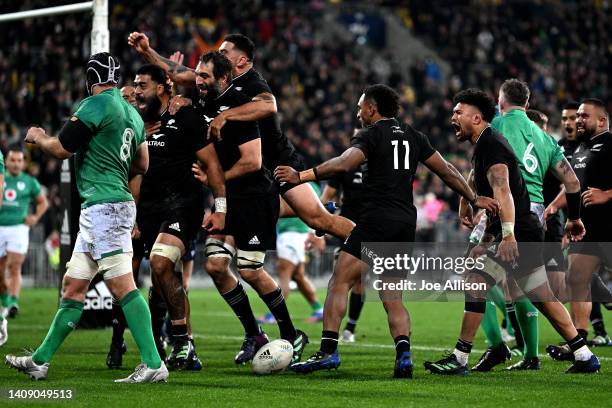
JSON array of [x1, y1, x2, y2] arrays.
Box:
[[252, 339, 294, 375]]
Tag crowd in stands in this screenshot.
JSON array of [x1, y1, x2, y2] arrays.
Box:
[[0, 0, 609, 242]]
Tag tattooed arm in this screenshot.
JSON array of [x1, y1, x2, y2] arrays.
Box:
[[208, 93, 277, 141], [128, 32, 196, 86], [486, 163, 515, 226], [550, 157, 580, 194], [486, 163, 519, 262]]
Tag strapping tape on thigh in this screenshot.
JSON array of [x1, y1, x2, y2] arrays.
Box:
[[236, 250, 265, 269], [205, 238, 236, 259]]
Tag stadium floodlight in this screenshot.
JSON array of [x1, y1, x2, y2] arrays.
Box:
[[0, 0, 108, 54]]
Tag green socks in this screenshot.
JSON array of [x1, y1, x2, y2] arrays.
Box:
[[515, 298, 539, 359], [8, 295, 18, 307], [121, 289, 162, 369], [0, 292, 8, 307], [488, 285, 513, 336], [481, 300, 504, 348], [32, 299, 83, 365], [311, 301, 322, 312]]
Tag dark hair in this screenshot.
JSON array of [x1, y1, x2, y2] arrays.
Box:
[[223, 33, 255, 61], [581, 98, 606, 110], [7, 144, 23, 154], [199, 52, 233, 81], [526, 109, 548, 128], [562, 101, 580, 111], [581, 98, 609, 120], [453, 88, 497, 123], [500, 78, 530, 106], [136, 64, 171, 94], [363, 84, 400, 118]]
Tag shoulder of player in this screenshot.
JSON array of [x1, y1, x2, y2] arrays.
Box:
[[238, 68, 267, 85], [172, 105, 200, 122], [219, 86, 251, 108], [482, 128, 507, 149]]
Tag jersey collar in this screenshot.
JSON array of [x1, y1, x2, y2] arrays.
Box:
[[232, 68, 253, 83], [215, 83, 234, 100]]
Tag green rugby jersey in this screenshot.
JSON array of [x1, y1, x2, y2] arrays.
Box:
[[491, 109, 564, 203], [72, 87, 146, 208], [277, 182, 321, 234], [0, 172, 41, 226]]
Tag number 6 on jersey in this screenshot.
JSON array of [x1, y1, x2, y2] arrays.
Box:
[[392, 140, 410, 170]]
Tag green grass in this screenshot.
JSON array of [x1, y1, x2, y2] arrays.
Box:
[[1, 288, 611, 407]]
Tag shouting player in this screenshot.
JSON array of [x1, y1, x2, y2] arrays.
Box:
[[276, 84, 499, 377], [424, 88, 599, 375], [133, 64, 226, 370]]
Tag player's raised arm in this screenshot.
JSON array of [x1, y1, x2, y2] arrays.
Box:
[[128, 32, 196, 86], [424, 152, 499, 214], [25, 126, 73, 160], [274, 147, 366, 185]]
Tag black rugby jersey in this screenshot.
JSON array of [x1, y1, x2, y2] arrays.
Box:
[[350, 118, 435, 223], [139, 106, 208, 214]]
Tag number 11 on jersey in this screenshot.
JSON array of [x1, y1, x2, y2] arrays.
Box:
[[392, 140, 410, 170]]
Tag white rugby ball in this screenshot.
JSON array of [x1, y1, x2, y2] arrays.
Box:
[[252, 339, 294, 375]]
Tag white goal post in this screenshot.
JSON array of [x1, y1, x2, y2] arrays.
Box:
[[0, 0, 109, 54]]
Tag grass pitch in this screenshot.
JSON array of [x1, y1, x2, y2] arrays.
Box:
[[1, 288, 611, 407]]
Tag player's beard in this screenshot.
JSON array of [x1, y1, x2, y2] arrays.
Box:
[[576, 122, 595, 141], [137, 94, 162, 122], [198, 81, 221, 102]]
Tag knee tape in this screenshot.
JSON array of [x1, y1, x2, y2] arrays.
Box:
[[517, 265, 548, 293], [236, 250, 266, 270], [205, 238, 236, 259], [150, 243, 182, 264], [100, 253, 133, 280], [475, 254, 507, 285], [65, 252, 98, 280]]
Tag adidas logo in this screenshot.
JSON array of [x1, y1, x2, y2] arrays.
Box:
[[84, 281, 113, 311], [248, 236, 260, 245], [169, 222, 181, 232], [260, 349, 273, 359]]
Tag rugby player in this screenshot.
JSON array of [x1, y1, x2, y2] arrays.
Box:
[[127, 32, 355, 240], [320, 154, 367, 342], [191, 51, 308, 364], [121, 85, 137, 106], [6, 53, 167, 383], [468, 80, 579, 371], [0, 147, 48, 318], [546, 99, 612, 358], [0, 151, 5, 347], [425, 88, 599, 375], [133, 64, 226, 370], [276, 84, 499, 377], [106, 83, 147, 369], [260, 182, 325, 324]]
